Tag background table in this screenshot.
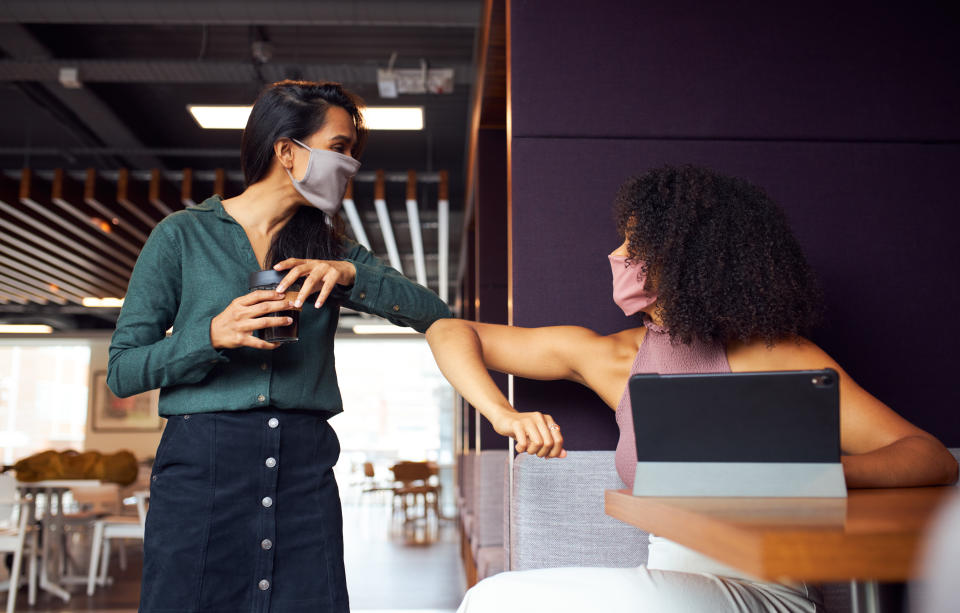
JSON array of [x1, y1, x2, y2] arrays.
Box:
[[18, 480, 105, 602], [605, 487, 955, 612]]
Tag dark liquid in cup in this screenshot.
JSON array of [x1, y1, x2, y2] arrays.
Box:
[[249, 271, 303, 344]]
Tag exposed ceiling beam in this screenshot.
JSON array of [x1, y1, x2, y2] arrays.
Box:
[[0, 59, 475, 85], [0, 1, 482, 27], [0, 24, 165, 169]]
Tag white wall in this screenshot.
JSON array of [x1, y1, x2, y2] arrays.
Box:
[[84, 334, 163, 460]]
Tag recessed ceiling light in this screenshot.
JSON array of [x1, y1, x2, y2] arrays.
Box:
[[0, 324, 53, 334], [82, 297, 124, 308], [351, 324, 420, 335], [362, 107, 424, 130], [187, 105, 424, 130], [187, 105, 254, 130]]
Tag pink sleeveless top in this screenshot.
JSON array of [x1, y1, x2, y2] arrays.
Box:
[[614, 318, 731, 488]]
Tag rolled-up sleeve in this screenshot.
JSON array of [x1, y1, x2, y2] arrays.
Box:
[[336, 241, 451, 332], [107, 222, 227, 398]]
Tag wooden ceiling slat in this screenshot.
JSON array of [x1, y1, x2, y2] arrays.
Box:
[[148, 169, 179, 216], [181, 168, 196, 207], [51, 169, 143, 258], [0, 217, 128, 293], [117, 168, 163, 229], [0, 275, 53, 305], [0, 285, 30, 305], [213, 169, 226, 199], [84, 168, 150, 243], [0, 264, 79, 305], [0, 231, 122, 297], [17, 169, 138, 270], [0, 249, 104, 298]]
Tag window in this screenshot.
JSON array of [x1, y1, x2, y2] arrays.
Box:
[[0, 342, 91, 464]]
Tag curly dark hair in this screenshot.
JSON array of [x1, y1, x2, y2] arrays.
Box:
[[613, 165, 823, 345]]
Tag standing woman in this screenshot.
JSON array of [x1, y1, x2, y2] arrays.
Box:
[[108, 80, 451, 613]]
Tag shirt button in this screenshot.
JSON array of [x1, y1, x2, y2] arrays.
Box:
[[268, 417, 279, 428], [392, 304, 400, 311], [257, 394, 266, 403], [265, 457, 277, 468], [260, 363, 268, 371], [261, 538, 273, 550], [262, 497, 273, 508], [258, 579, 270, 591], [358, 291, 366, 300]]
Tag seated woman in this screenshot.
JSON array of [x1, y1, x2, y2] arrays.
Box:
[[426, 165, 958, 613]]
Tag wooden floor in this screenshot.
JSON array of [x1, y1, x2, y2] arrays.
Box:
[[7, 498, 463, 612]]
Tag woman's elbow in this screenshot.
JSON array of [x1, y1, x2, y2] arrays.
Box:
[[424, 317, 462, 341], [106, 355, 134, 399], [942, 451, 959, 486]]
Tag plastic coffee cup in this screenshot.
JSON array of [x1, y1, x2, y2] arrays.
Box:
[[248, 270, 303, 344]]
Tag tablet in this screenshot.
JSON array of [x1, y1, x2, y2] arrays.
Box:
[[629, 369, 847, 497]]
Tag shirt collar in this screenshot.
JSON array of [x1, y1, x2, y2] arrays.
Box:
[[191, 195, 236, 224]]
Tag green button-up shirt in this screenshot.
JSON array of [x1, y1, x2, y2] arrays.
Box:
[[107, 195, 451, 417]]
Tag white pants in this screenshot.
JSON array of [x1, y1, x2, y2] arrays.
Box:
[[457, 566, 820, 613]]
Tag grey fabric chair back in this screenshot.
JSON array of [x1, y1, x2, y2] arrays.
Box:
[[510, 451, 648, 570]]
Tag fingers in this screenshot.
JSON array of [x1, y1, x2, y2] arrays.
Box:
[[514, 427, 528, 455], [514, 413, 565, 459], [314, 270, 338, 308], [243, 337, 281, 350], [272, 258, 302, 273], [246, 315, 294, 331], [543, 414, 565, 458], [295, 267, 326, 307], [248, 299, 295, 318], [236, 289, 286, 307]]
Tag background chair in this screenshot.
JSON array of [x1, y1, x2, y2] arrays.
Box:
[[390, 461, 440, 526], [0, 473, 37, 613], [86, 489, 147, 596]]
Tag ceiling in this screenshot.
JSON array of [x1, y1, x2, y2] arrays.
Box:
[[0, 0, 480, 330]]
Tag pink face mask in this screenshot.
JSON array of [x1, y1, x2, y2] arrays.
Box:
[[609, 255, 657, 316]]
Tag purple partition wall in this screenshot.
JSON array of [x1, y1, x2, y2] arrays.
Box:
[[508, 0, 960, 449]]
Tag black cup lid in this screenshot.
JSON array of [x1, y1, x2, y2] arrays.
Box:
[[249, 269, 302, 290]]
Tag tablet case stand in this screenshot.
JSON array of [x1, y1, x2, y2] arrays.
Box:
[[630, 370, 847, 498]]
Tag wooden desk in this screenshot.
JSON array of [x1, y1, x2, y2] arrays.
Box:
[[605, 487, 953, 583]]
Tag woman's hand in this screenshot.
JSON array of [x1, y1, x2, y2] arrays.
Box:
[[273, 258, 357, 309], [488, 407, 566, 458], [210, 290, 293, 350]]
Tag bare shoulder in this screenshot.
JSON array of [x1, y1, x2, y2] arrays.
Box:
[[726, 336, 838, 373]]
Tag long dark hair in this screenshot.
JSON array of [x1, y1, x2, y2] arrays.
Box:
[[240, 79, 367, 268], [613, 165, 823, 345]]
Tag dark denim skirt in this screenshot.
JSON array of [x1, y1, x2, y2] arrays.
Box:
[[139, 408, 347, 613]]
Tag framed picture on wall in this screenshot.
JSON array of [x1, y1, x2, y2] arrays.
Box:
[[89, 370, 162, 432]]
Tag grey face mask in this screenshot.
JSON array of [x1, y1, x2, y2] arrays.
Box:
[[285, 138, 361, 216]]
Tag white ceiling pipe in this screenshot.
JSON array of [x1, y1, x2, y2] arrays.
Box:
[[0, 199, 131, 279], [405, 171, 428, 287], [373, 170, 403, 273], [341, 180, 370, 251], [0, 228, 126, 296], [438, 170, 450, 304]]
